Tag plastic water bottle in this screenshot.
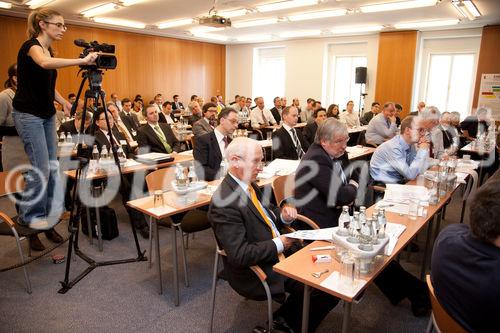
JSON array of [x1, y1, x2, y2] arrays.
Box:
[[65, 132, 72, 143], [59, 132, 66, 143], [188, 163, 197, 184], [92, 144, 100, 160], [117, 145, 127, 164], [100, 145, 109, 161], [175, 163, 187, 188], [378, 209, 387, 238]]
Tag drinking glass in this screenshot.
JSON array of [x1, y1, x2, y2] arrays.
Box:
[[408, 198, 419, 220]]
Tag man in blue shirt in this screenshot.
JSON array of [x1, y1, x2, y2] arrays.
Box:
[[370, 115, 429, 184]]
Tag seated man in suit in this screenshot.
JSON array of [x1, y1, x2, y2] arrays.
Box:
[[172, 94, 184, 111], [294, 118, 431, 317], [158, 101, 176, 125], [107, 103, 138, 153], [460, 107, 491, 142], [187, 100, 203, 125], [270, 96, 283, 124], [91, 108, 150, 238], [370, 115, 429, 184], [431, 178, 500, 333], [137, 104, 181, 154], [193, 107, 238, 181], [119, 97, 139, 139], [360, 102, 380, 126], [58, 108, 92, 136], [365, 102, 398, 146], [192, 102, 217, 137], [209, 137, 339, 332], [303, 108, 327, 146], [250, 97, 277, 130], [272, 106, 309, 160]]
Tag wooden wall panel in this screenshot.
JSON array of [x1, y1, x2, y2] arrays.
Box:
[[472, 25, 500, 110], [0, 15, 225, 104], [375, 31, 417, 117]]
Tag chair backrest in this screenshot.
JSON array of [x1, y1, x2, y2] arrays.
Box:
[[426, 275, 467, 333], [271, 174, 295, 205], [145, 167, 177, 193], [0, 171, 24, 198]]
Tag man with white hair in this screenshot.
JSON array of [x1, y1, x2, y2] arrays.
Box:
[[188, 100, 202, 125], [209, 137, 339, 332], [421, 106, 446, 159]]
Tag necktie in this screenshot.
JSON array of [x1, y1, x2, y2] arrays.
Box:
[[223, 136, 229, 149], [405, 147, 412, 165], [153, 125, 173, 153], [290, 128, 303, 159], [261, 109, 269, 125], [248, 185, 276, 237], [117, 120, 136, 147], [334, 160, 347, 185]]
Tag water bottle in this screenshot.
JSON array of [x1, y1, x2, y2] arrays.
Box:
[[117, 145, 127, 164], [378, 208, 387, 238], [65, 132, 72, 143], [188, 164, 197, 184], [59, 132, 66, 143], [359, 206, 366, 225], [100, 145, 109, 161], [92, 144, 100, 160], [347, 211, 360, 244], [175, 163, 187, 188], [337, 206, 350, 236], [360, 218, 374, 251]]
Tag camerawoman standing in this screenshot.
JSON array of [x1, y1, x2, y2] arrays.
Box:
[[12, 8, 97, 230]]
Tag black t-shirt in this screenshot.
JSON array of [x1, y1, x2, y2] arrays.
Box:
[[13, 38, 57, 119], [431, 224, 500, 333]]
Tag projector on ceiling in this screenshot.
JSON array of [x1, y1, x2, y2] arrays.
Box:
[[198, 15, 231, 28]]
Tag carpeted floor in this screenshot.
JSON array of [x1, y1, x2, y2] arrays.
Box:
[[0, 188, 468, 333]]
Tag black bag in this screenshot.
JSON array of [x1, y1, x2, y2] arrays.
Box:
[[81, 206, 119, 240]]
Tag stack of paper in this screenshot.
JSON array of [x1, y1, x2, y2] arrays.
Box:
[[258, 158, 301, 179], [384, 222, 406, 256]]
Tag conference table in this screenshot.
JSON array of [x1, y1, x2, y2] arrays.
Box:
[[126, 146, 376, 306], [272, 174, 466, 333]]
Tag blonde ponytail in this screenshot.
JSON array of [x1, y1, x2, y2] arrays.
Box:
[[26, 8, 62, 39]]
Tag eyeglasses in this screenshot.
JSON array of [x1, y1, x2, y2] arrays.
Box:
[[44, 21, 67, 30], [332, 137, 350, 145]]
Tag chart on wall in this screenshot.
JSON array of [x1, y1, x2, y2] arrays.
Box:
[[477, 73, 500, 120]]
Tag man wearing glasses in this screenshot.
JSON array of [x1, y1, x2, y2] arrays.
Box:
[[370, 115, 429, 184]]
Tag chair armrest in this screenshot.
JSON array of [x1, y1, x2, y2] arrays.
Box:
[[250, 265, 268, 282], [296, 214, 320, 230], [372, 185, 386, 193], [0, 211, 16, 227]]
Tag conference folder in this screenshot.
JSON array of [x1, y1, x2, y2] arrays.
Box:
[[134, 152, 174, 165]]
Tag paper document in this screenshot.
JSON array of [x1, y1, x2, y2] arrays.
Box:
[[384, 184, 430, 202], [124, 159, 142, 167], [346, 146, 369, 155], [320, 271, 366, 298], [284, 227, 336, 241], [178, 150, 193, 156], [136, 152, 171, 160]]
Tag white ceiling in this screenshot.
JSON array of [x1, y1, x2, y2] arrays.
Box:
[[1, 0, 499, 44]]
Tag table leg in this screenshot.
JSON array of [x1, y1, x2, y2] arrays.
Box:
[[148, 216, 153, 269], [155, 219, 163, 295], [172, 225, 179, 306], [420, 216, 434, 280], [85, 206, 92, 245], [341, 301, 352, 333], [301, 285, 311, 333]]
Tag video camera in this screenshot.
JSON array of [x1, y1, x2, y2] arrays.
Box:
[[74, 39, 117, 70]]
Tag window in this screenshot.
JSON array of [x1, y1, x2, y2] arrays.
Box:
[[330, 56, 367, 110], [424, 53, 475, 118], [252, 47, 285, 109]]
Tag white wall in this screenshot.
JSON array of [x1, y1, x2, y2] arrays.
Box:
[[225, 34, 379, 109]]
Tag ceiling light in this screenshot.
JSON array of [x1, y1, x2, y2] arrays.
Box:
[[257, 0, 319, 13], [192, 32, 228, 42], [452, 0, 481, 20], [330, 25, 384, 34], [120, 0, 146, 5], [81, 3, 117, 18], [236, 34, 272, 42], [0, 1, 12, 9], [93, 17, 146, 29], [26, 0, 55, 9], [394, 19, 460, 29], [190, 26, 225, 34], [279, 30, 322, 38], [157, 18, 194, 29], [233, 18, 279, 28], [288, 9, 347, 21], [218, 8, 248, 18], [360, 0, 437, 13]]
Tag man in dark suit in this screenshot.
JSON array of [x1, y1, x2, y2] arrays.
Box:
[[193, 107, 238, 181], [158, 101, 176, 124], [172, 94, 184, 111], [119, 98, 139, 138], [58, 110, 92, 136], [295, 118, 431, 317], [302, 108, 327, 146], [270, 96, 283, 124], [272, 106, 309, 160], [460, 107, 490, 142], [192, 102, 217, 137], [91, 108, 149, 238], [209, 137, 339, 332], [360, 101, 380, 125], [409, 101, 425, 116], [137, 104, 181, 154]]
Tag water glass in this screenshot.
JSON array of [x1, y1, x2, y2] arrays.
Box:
[[153, 190, 164, 207], [408, 198, 419, 220], [340, 254, 356, 287]]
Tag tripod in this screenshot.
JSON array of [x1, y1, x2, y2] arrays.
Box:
[[59, 68, 146, 294]]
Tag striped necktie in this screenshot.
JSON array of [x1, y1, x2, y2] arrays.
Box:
[[153, 125, 172, 153], [248, 185, 276, 237], [290, 128, 303, 159]]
